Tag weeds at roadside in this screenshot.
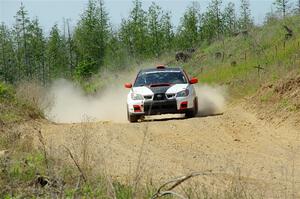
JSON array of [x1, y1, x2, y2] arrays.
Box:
[[132, 124, 149, 196], [0, 82, 43, 124]]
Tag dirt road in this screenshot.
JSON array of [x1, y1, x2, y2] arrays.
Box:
[[40, 105, 300, 197]]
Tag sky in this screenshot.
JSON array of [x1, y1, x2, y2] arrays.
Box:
[[0, 0, 276, 33]]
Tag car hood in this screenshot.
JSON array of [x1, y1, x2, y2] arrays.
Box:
[[132, 84, 188, 95]]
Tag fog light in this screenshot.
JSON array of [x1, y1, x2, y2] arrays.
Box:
[[133, 105, 142, 112], [180, 101, 188, 110]]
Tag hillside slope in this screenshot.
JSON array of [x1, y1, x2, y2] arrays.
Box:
[[183, 15, 300, 98], [176, 15, 300, 128]]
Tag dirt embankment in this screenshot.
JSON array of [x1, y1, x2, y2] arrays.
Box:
[[247, 75, 300, 127]]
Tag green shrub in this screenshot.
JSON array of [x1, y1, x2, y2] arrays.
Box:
[[0, 82, 14, 100]]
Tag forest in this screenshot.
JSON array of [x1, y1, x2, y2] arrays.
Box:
[[0, 0, 299, 85]]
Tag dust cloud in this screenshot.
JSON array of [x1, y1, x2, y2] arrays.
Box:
[[45, 79, 227, 123], [45, 79, 128, 123], [195, 85, 227, 117]]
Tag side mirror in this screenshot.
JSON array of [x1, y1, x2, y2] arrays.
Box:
[[124, 83, 132, 88], [189, 77, 198, 84]]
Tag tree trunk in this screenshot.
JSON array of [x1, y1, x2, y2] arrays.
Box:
[[0, 34, 7, 81], [67, 20, 73, 75], [283, 0, 286, 18]]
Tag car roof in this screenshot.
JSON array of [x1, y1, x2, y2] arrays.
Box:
[[139, 67, 183, 73]]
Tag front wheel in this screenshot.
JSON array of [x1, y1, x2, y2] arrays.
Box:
[[128, 114, 140, 123], [185, 98, 198, 118], [127, 108, 140, 123]]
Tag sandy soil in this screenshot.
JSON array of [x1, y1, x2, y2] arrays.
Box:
[[39, 105, 300, 198]]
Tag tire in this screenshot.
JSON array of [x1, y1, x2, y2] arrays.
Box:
[[194, 97, 198, 114], [128, 114, 140, 123], [185, 98, 198, 118], [127, 108, 140, 123]]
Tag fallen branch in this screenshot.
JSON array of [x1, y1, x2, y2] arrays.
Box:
[[283, 25, 293, 39], [150, 170, 213, 199], [36, 129, 49, 171], [62, 145, 87, 182]]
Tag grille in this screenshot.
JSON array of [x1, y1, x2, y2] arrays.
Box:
[[153, 93, 166, 101], [149, 104, 176, 110], [144, 101, 177, 114], [144, 95, 153, 100]]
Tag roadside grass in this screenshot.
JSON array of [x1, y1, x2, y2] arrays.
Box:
[[183, 15, 300, 99], [260, 90, 273, 102], [0, 81, 43, 124]]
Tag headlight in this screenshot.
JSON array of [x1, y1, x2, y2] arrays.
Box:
[[131, 93, 144, 100], [176, 89, 189, 97]]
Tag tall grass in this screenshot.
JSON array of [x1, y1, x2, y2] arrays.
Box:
[[183, 15, 300, 98]]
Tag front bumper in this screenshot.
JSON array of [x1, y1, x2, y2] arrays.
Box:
[[128, 97, 195, 116], [144, 100, 178, 115]]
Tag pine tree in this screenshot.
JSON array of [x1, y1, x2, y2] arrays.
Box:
[[161, 12, 174, 51], [223, 2, 237, 36], [0, 23, 17, 83], [201, 0, 223, 41], [65, 19, 76, 76], [105, 28, 129, 69], [239, 0, 253, 30], [27, 18, 46, 82], [119, 19, 134, 55], [178, 2, 201, 48], [13, 2, 31, 81], [147, 2, 164, 57], [273, 0, 291, 18], [46, 24, 68, 79], [120, 0, 148, 58], [74, 0, 109, 79], [98, 0, 109, 63]]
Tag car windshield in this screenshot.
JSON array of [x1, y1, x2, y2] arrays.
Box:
[[134, 71, 187, 87]]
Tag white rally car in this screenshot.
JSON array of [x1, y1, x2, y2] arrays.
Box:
[[124, 65, 198, 122]]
